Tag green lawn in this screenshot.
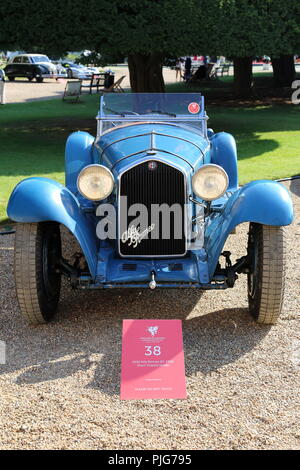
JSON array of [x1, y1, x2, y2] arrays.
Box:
[[207, 105, 300, 182], [0, 96, 99, 222], [165, 70, 300, 96], [0, 93, 300, 222]]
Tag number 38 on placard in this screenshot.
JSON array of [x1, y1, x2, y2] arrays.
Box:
[[145, 346, 161, 356]]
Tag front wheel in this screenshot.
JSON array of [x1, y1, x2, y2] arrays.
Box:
[[247, 223, 286, 324], [36, 76, 44, 83], [14, 222, 61, 325], [8, 76, 15, 81]]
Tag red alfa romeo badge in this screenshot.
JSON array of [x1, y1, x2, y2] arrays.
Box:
[[188, 102, 200, 114]]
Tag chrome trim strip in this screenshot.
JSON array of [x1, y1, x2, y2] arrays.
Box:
[[150, 130, 156, 151], [96, 119, 208, 139], [98, 130, 206, 157], [111, 148, 198, 170], [117, 159, 188, 258], [155, 131, 207, 154]]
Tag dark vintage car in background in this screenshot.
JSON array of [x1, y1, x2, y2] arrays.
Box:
[[7, 93, 294, 325], [4, 54, 67, 82]]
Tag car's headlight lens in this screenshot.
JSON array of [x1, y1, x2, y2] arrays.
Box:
[[77, 165, 114, 201], [192, 164, 228, 201]]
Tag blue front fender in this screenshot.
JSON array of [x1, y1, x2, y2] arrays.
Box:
[[7, 177, 98, 278], [65, 131, 95, 193], [206, 180, 294, 279]]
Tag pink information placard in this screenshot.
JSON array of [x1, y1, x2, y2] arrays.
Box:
[[120, 319, 186, 400]]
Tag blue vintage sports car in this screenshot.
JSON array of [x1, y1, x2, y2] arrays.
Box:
[[7, 93, 294, 325]]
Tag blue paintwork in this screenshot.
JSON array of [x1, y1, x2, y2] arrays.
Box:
[[210, 132, 238, 190], [205, 180, 294, 278], [65, 131, 95, 194], [94, 243, 208, 285], [7, 178, 98, 277], [7, 94, 295, 289], [96, 123, 209, 171], [112, 151, 194, 190]]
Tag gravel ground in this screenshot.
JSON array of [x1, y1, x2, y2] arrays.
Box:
[[2, 64, 285, 104], [0, 180, 299, 450], [2, 67, 179, 104]]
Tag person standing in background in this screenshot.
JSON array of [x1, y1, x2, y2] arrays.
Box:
[[184, 56, 192, 81], [175, 58, 182, 80], [0, 69, 5, 105]]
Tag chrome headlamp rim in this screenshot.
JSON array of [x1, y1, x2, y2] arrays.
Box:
[[192, 163, 229, 201], [77, 164, 114, 201]]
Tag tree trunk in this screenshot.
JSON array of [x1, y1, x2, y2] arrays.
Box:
[[128, 53, 165, 93], [271, 54, 295, 87], [233, 57, 253, 98]]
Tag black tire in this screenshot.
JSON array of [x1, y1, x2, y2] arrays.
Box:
[[14, 222, 61, 325], [36, 76, 44, 83], [67, 69, 73, 78], [8, 76, 15, 81], [28, 76, 34, 81], [247, 223, 286, 324]]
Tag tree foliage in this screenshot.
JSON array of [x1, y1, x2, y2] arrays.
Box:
[[0, 0, 299, 93], [190, 0, 300, 95], [0, 1, 197, 57], [1, 0, 299, 58], [191, 0, 299, 57]]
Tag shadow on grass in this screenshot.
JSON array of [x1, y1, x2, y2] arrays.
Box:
[[235, 138, 279, 160], [166, 71, 300, 104], [207, 104, 300, 134], [0, 117, 96, 178], [1, 105, 299, 181], [0, 101, 299, 223]]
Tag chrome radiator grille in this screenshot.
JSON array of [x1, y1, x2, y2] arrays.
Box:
[[119, 161, 186, 257]]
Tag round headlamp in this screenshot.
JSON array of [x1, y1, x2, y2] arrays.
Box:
[[77, 164, 114, 201], [192, 164, 228, 201]]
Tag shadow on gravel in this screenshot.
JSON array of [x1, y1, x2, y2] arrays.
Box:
[[7, 292, 270, 396], [86, 307, 270, 395], [183, 308, 270, 377], [0, 229, 270, 396], [289, 177, 300, 198]]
